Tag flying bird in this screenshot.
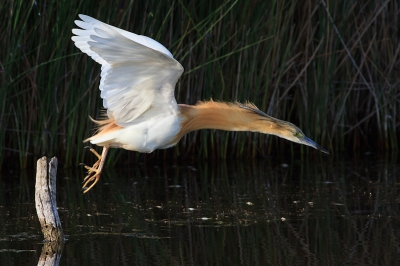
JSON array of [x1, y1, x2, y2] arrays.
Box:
[[72, 14, 329, 193]]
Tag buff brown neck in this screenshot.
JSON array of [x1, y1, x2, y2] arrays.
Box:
[[176, 100, 291, 142]]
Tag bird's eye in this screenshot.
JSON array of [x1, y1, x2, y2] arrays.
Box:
[[294, 131, 303, 138]]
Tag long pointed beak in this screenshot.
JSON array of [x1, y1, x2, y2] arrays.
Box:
[[302, 136, 330, 154]]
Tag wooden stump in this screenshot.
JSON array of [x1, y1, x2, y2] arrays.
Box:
[[35, 156, 64, 265]]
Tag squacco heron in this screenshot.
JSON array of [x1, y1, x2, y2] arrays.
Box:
[[72, 14, 329, 193]]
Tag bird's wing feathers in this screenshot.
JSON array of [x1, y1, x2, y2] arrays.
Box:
[[71, 14, 184, 126]]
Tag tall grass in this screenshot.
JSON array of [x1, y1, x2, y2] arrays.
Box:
[[1, 0, 399, 169]]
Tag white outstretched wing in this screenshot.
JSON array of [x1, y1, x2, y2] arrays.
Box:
[[71, 14, 184, 126]]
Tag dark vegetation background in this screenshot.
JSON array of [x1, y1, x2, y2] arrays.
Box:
[[1, 0, 399, 169]]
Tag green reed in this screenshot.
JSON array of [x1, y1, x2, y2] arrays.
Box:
[[1, 0, 399, 169]]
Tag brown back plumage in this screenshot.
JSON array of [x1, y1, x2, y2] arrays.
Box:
[[175, 100, 292, 143]]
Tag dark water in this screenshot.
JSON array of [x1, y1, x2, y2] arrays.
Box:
[[0, 153, 399, 265]]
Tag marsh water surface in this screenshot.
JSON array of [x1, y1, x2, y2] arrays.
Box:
[[0, 154, 399, 265]]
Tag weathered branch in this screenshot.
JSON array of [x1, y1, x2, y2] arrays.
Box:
[[35, 156, 64, 265]]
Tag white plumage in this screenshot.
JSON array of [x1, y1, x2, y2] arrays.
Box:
[[72, 14, 184, 151]]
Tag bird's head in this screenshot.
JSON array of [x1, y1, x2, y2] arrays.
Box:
[[237, 102, 329, 154], [276, 123, 330, 154]]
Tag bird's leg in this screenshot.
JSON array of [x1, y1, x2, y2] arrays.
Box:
[[82, 146, 109, 193]]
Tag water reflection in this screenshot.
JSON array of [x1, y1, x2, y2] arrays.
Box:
[[0, 153, 399, 265]]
